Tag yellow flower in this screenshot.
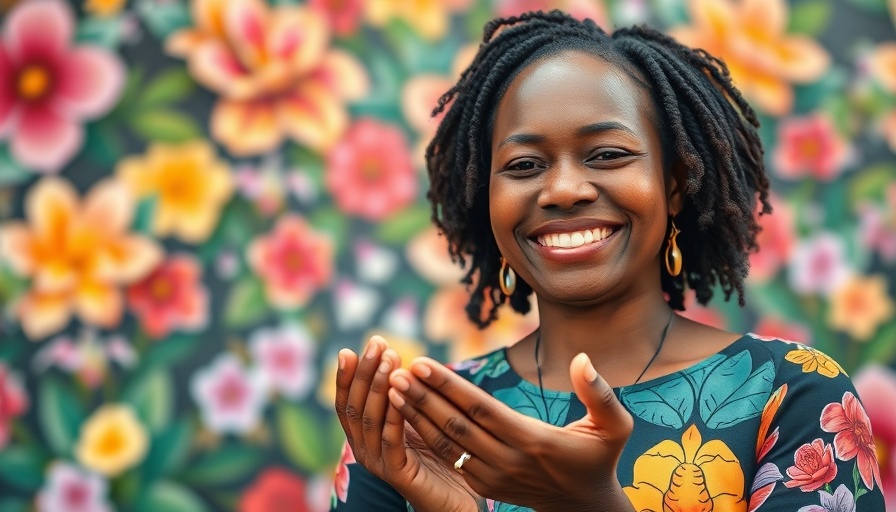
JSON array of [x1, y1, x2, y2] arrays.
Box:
[[784, 345, 845, 378], [669, 0, 829, 116], [84, 0, 126, 17], [75, 404, 149, 477], [828, 274, 895, 341], [365, 0, 473, 41], [623, 424, 746, 512], [117, 141, 233, 244], [0, 178, 162, 340]]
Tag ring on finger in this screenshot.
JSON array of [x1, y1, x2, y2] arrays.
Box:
[[454, 451, 472, 473]]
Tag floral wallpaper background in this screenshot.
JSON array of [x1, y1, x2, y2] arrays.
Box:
[[0, 0, 894, 510]]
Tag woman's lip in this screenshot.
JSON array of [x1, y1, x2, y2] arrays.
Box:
[[528, 227, 620, 262]]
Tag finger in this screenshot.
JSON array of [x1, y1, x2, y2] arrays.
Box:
[[388, 381, 469, 469], [569, 353, 633, 438], [334, 348, 360, 443], [362, 348, 399, 463], [406, 357, 542, 444], [345, 336, 387, 457], [381, 391, 409, 471]]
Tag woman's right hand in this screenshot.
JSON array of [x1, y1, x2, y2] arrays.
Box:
[[334, 335, 481, 512]]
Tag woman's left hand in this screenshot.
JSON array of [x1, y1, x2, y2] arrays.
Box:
[[387, 353, 636, 512]]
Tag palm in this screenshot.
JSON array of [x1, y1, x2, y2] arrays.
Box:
[[403, 426, 480, 512]]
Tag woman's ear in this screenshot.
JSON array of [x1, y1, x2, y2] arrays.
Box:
[[667, 160, 686, 215]]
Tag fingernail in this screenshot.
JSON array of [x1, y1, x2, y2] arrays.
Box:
[[378, 359, 392, 374], [364, 339, 380, 359], [411, 362, 431, 379], [391, 374, 410, 392], [583, 355, 598, 383], [389, 389, 406, 407], [338, 354, 346, 370]]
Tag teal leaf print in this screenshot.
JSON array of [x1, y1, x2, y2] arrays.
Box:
[[494, 387, 568, 425], [621, 377, 695, 428], [699, 351, 775, 429], [683, 353, 727, 396]]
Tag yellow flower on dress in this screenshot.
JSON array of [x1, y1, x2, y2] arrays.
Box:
[[0, 178, 163, 340], [365, 0, 473, 41], [117, 141, 234, 244], [669, 0, 829, 116], [784, 345, 845, 378], [75, 404, 150, 477], [828, 275, 895, 341], [623, 424, 746, 512]]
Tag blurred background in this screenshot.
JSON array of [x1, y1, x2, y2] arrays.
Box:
[[0, 0, 894, 510]]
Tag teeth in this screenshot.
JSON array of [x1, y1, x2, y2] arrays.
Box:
[[537, 227, 614, 248]]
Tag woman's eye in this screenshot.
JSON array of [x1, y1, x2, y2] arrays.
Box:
[[506, 160, 540, 172], [592, 150, 629, 160]]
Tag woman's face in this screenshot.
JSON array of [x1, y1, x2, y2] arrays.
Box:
[[489, 50, 679, 306]]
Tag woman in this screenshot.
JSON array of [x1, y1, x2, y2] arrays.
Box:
[[333, 11, 886, 512]]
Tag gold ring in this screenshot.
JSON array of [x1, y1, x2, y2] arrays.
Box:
[[453, 451, 472, 472]]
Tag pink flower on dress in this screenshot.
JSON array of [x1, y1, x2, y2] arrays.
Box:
[[772, 113, 853, 181], [191, 353, 267, 434], [333, 442, 356, 503], [247, 214, 334, 309], [820, 391, 882, 491], [248, 323, 316, 399], [0, 0, 125, 172], [326, 118, 417, 221], [748, 194, 794, 283], [783, 439, 838, 491], [127, 255, 209, 339], [853, 365, 896, 510], [787, 232, 852, 296], [0, 362, 27, 449], [35, 461, 111, 512]]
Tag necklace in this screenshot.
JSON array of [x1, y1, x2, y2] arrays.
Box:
[[533, 311, 675, 415]]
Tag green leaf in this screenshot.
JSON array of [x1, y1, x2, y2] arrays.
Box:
[[277, 402, 330, 472], [862, 321, 896, 365], [850, 164, 896, 205], [122, 369, 173, 433], [621, 378, 695, 429], [130, 110, 203, 143], [139, 69, 196, 108], [787, 0, 832, 36], [223, 275, 269, 327], [135, 0, 193, 40], [142, 419, 194, 482], [699, 351, 776, 429], [177, 445, 265, 485], [0, 146, 31, 187], [133, 196, 158, 235], [38, 376, 86, 456], [309, 206, 349, 254], [374, 204, 431, 244], [0, 446, 48, 492], [0, 498, 29, 512], [140, 334, 202, 370], [75, 16, 123, 47], [138, 481, 210, 512]]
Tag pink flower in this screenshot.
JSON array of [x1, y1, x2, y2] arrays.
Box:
[[0, 362, 27, 449], [32, 330, 137, 389], [748, 194, 794, 283], [326, 118, 417, 221], [248, 323, 316, 399], [0, 0, 125, 172], [35, 461, 111, 512], [127, 255, 209, 339], [333, 442, 355, 503], [772, 113, 853, 181], [853, 365, 896, 510], [247, 214, 334, 309], [858, 199, 896, 263], [821, 391, 882, 491], [787, 232, 852, 296], [191, 353, 267, 434], [241, 467, 309, 512], [751, 317, 811, 345], [783, 439, 838, 491], [309, 0, 364, 36]]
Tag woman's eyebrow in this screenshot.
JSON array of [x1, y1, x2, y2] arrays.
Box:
[[577, 121, 636, 137], [496, 133, 544, 150]]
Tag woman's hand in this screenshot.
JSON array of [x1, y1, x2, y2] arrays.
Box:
[[334, 335, 482, 512], [387, 353, 636, 512]]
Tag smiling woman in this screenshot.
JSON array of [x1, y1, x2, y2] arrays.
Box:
[[332, 10, 887, 512]]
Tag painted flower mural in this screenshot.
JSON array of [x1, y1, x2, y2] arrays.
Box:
[[0, 0, 892, 510]]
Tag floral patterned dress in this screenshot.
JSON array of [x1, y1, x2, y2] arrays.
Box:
[[331, 335, 886, 511]]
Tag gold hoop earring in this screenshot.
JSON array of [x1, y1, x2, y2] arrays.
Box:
[[499, 256, 516, 296], [665, 218, 682, 277]]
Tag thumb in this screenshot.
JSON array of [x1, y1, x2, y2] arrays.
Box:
[[569, 353, 633, 437]]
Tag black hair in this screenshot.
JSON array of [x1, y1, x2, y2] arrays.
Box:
[[425, 10, 771, 328]]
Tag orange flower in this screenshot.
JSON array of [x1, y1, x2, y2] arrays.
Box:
[[669, 0, 829, 116], [0, 178, 162, 339], [756, 384, 787, 460], [868, 42, 896, 95], [166, 0, 368, 155], [365, 0, 473, 41], [828, 275, 895, 341]]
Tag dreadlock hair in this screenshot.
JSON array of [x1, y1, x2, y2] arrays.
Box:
[[425, 10, 772, 328]]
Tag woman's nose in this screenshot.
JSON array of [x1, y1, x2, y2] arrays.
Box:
[[537, 160, 599, 210]]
